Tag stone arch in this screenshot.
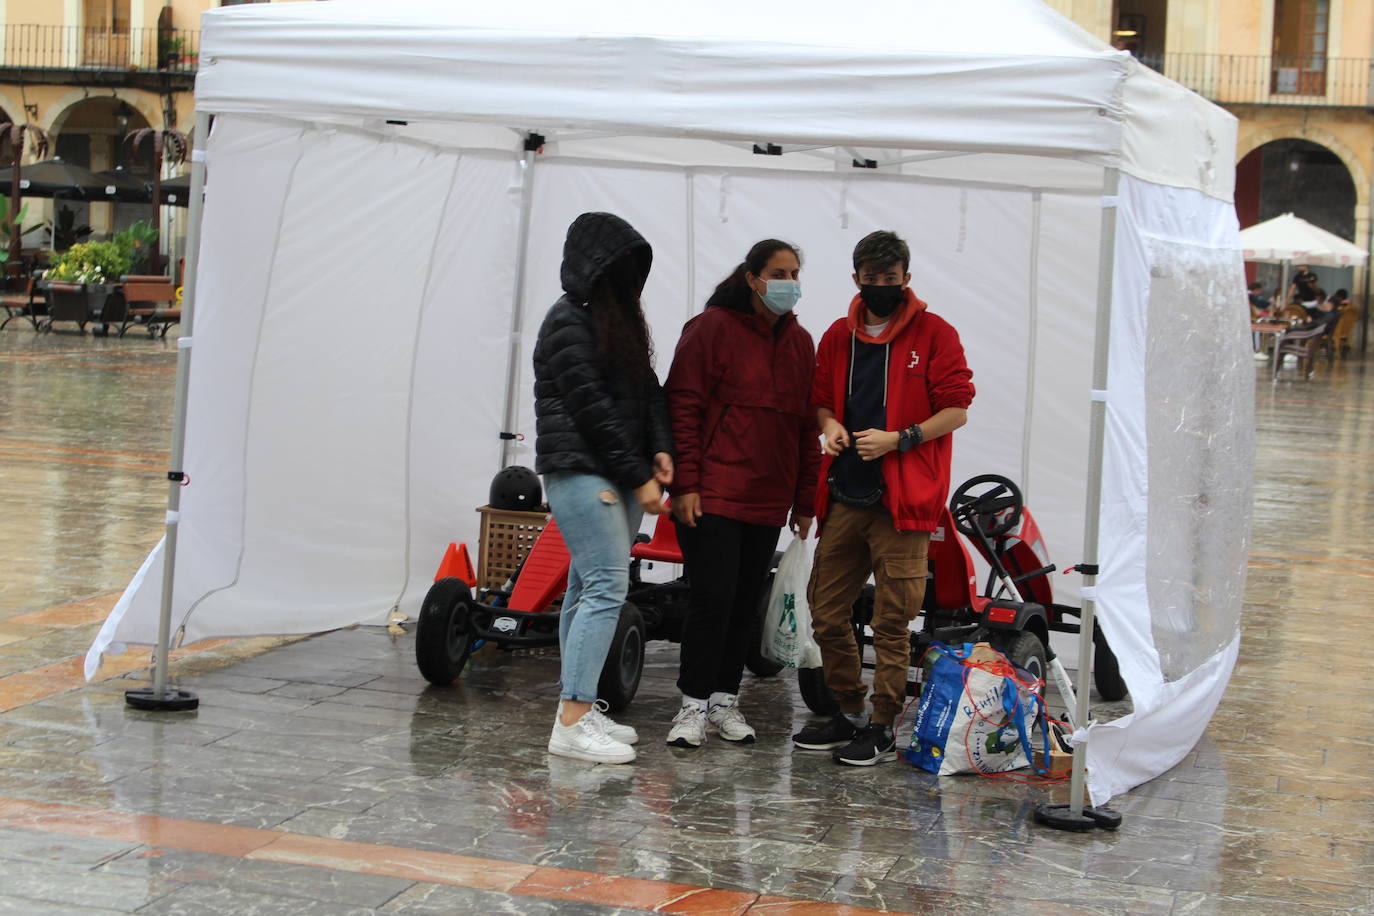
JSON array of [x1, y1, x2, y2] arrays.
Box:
[[41, 88, 163, 139], [0, 89, 27, 127], [1236, 123, 1369, 226]]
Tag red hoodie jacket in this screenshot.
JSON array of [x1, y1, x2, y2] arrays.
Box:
[[666, 305, 820, 527], [812, 290, 975, 532]]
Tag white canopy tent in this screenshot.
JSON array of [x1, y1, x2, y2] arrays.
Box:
[[86, 0, 1252, 811]]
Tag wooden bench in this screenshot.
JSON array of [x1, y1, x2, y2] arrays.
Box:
[[117, 276, 180, 338]]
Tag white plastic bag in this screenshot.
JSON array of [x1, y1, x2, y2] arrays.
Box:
[[761, 539, 822, 668]]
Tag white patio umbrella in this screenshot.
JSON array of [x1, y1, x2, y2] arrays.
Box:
[[1239, 212, 1367, 266], [1240, 213, 1367, 305]]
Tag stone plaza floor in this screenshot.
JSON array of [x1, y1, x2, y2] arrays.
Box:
[[0, 326, 1371, 914]]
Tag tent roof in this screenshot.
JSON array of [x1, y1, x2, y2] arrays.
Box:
[[193, 0, 1236, 200], [1239, 213, 1368, 266]]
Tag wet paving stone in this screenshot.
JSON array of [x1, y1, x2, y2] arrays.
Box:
[[1, 332, 1372, 913]]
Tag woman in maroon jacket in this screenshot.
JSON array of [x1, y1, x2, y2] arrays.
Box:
[[663, 239, 821, 748]]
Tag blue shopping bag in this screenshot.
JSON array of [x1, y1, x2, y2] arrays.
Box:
[[905, 642, 1043, 776]]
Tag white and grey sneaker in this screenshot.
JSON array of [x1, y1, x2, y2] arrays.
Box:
[[548, 708, 636, 764], [707, 699, 756, 744], [584, 699, 638, 745], [667, 704, 707, 748]]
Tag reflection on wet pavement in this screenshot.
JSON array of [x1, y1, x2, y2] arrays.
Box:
[[1, 329, 1371, 914]]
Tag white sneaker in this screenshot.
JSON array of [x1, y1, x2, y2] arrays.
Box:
[[667, 704, 707, 748], [548, 709, 636, 764], [707, 700, 757, 744], [583, 699, 638, 745], [1253, 351, 1271, 361]]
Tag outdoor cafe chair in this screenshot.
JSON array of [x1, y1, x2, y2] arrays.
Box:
[[1272, 323, 1334, 380], [0, 277, 46, 331], [1332, 305, 1358, 358]]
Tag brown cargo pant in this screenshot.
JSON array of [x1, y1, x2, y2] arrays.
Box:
[[807, 502, 930, 726]]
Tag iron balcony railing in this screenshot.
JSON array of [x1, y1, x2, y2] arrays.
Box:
[[1150, 53, 1373, 108], [0, 25, 199, 74]]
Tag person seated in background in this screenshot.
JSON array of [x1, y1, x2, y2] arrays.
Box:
[[1305, 288, 1328, 320], [1297, 296, 1342, 333], [1247, 281, 1271, 317], [1326, 288, 1350, 311]]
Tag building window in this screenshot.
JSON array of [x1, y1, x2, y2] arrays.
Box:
[[82, 1, 131, 68], [84, 0, 131, 33], [1272, 0, 1329, 95]]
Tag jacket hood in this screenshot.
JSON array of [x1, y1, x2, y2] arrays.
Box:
[[560, 212, 653, 302], [846, 288, 927, 344]]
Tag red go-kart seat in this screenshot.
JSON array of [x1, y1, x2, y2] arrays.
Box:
[[630, 503, 682, 563], [927, 507, 982, 612], [507, 518, 571, 613]]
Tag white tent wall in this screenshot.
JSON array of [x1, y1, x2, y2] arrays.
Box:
[[508, 159, 1099, 611], [88, 117, 520, 658], [90, 117, 1105, 664], [1087, 174, 1250, 804]]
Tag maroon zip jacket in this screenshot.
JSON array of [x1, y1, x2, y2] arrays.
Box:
[[665, 304, 821, 527]]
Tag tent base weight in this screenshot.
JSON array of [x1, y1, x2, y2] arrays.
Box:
[[1033, 802, 1122, 832], [124, 687, 199, 711]]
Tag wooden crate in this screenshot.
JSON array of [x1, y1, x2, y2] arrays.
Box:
[[476, 505, 550, 591]]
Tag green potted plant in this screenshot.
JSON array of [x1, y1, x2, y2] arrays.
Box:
[[42, 240, 134, 332], [158, 34, 185, 68], [112, 220, 159, 276]]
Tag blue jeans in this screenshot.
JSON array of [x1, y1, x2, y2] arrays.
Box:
[[544, 472, 643, 702]]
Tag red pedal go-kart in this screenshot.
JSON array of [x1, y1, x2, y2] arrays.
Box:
[[413, 476, 1127, 713], [414, 500, 776, 711], [793, 474, 1127, 719]]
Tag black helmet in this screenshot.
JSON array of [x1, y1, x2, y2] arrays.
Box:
[[489, 466, 542, 511]]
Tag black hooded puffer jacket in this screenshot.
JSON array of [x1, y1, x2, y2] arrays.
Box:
[[533, 212, 673, 490]]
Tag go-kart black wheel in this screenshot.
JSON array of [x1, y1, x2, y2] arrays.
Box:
[[1005, 630, 1047, 685], [797, 666, 839, 716], [745, 581, 785, 678], [950, 474, 1024, 539], [415, 577, 475, 685], [597, 602, 645, 713], [1093, 628, 1128, 701]]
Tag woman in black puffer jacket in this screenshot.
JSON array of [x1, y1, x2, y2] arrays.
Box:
[[533, 212, 673, 765]]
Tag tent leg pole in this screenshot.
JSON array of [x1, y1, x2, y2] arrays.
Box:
[[1361, 214, 1372, 355], [498, 141, 538, 470], [1034, 168, 1122, 833], [125, 111, 210, 713]]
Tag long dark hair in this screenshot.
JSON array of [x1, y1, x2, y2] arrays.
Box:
[[705, 239, 801, 313], [589, 253, 655, 384]]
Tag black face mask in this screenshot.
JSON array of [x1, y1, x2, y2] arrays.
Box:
[[860, 284, 905, 319]]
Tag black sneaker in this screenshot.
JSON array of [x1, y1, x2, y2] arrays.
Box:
[[792, 715, 859, 750], [832, 723, 896, 766]]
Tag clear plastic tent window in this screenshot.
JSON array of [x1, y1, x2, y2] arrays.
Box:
[[1143, 239, 1253, 681]]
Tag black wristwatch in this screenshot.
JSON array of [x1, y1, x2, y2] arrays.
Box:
[[897, 424, 924, 452]]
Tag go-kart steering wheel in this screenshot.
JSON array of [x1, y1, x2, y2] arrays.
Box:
[[949, 475, 1024, 539]]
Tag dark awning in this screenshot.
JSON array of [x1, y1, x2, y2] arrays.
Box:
[[93, 168, 154, 203], [0, 158, 111, 199]]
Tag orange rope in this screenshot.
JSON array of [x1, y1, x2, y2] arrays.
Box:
[[955, 651, 1069, 785]]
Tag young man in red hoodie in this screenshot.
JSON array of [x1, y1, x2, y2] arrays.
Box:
[[793, 231, 975, 766]]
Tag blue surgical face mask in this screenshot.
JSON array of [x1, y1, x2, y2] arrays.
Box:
[[760, 279, 801, 315]]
